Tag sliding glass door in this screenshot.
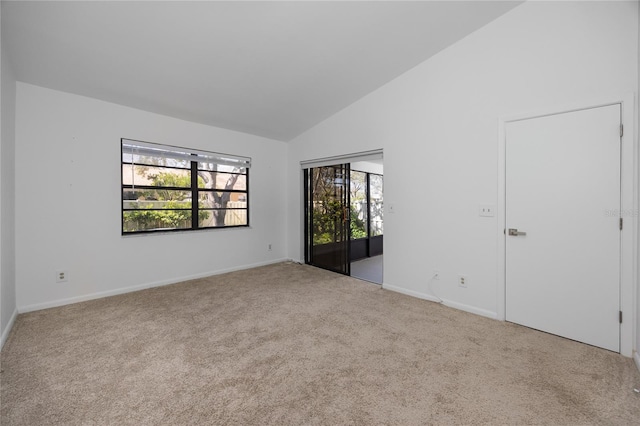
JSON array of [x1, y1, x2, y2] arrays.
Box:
[[304, 164, 350, 275]]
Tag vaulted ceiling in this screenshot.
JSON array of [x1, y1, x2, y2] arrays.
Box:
[[2, 1, 522, 141]]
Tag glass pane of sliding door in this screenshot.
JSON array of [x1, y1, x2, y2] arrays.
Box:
[[304, 164, 350, 275]]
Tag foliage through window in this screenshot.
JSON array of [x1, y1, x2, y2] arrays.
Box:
[[121, 139, 250, 234], [349, 170, 368, 239], [369, 173, 383, 236], [349, 170, 383, 239], [308, 166, 348, 245]]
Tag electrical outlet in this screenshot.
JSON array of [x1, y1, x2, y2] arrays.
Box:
[[56, 270, 68, 283], [433, 270, 440, 280], [479, 204, 496, 217], [458, 274, 468, 288]]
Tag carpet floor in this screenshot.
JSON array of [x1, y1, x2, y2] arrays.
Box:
[[2, 262, 639, 425]]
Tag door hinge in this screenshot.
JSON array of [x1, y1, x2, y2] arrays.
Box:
[[620, 124, 623, 137], [619, 311, 623, 324], [620, 217, 623, 230]]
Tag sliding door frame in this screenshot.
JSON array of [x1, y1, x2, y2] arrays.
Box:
[[304, 164, 351, 275]]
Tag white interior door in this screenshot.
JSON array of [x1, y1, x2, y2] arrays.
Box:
[[505, 104, 621, 352]]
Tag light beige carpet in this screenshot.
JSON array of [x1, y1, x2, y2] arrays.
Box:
[[2, 262, 639, 425]]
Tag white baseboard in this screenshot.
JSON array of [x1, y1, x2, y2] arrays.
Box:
[[439, 298, 498, 320], [1, 308, 18, 351], [382, 283, 442, 303], [382, 283, 498, 320], [634, 351, 640, 373], [19, 258, 289, 314]]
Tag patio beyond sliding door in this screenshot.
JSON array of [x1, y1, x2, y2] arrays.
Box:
[[304, 164, 350, 275]]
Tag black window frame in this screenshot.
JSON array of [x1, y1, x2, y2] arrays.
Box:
[[121, 138, 250, 235]]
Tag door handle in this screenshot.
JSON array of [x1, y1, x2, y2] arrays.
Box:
[[508, 228, 527, 236]]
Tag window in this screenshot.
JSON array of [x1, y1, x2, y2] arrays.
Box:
[[349, 170, 368, 240], [369, 173, 383, 236], [349, 170, 383, 239], [121, 139, 250, 234]]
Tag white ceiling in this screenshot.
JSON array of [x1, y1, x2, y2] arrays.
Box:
[[2, 1, 521, 141]]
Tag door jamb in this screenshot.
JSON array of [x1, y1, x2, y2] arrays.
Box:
[[497, 93, 637, 357]]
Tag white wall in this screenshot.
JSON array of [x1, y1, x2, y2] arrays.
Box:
[[1, 5, 18, 347], [636, 0, 640, 369], [15, 83, 287, 311], [287, 1, 638, 321]]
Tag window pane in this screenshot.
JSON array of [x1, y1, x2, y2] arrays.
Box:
[[123, 165, 191, 187], [123, 201, 192, 211], [350, 170, 368, 240], [199, 209, 248, 227], [123, 210, 192, 232], [197, 172, 246, 190], [122, 152, 191, 169], [198, 192, 247, 208], [198, 162, 246, 175], [123, 188, 192, 206], [369, 174, 383, 236]]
